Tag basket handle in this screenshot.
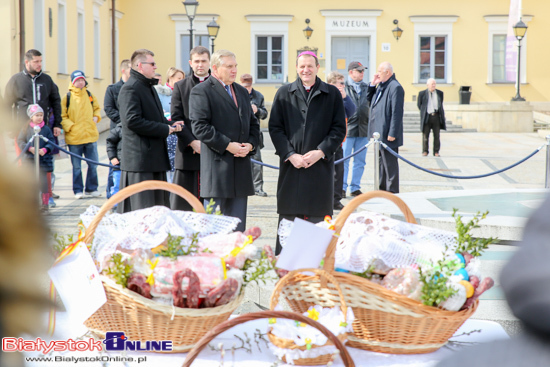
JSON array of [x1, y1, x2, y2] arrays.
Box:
[[323, 191, 417, 273], [82, 180, 205, 244], [270, 268, 348, 321], [181, 310, 355, 367]]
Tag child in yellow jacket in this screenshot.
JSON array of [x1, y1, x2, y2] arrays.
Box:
[[61, 70, 102, 198]]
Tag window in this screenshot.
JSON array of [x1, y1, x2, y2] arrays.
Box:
[[419, 36, 446, 82], [77, 12, 85, 71], [57, 2, 67, 73], [256, 36, 283, 82], [34, 0, 45, 53], [180, 35, 209, 74], [94, 19, 100, 78], [492, 35, 506, 83]]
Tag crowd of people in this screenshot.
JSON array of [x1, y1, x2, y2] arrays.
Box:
[[3, 46, 445, 233]]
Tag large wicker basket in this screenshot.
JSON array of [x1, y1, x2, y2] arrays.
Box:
[[268, 268, 350, 365], [82, 180, 244, 353], [280, 191, 479, 354]]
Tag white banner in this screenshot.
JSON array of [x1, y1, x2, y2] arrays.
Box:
[[505, 0, 522, 82]]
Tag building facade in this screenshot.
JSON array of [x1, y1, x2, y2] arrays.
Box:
[[2, 0, 549, 131]]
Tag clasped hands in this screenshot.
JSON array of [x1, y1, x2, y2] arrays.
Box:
[[288, 150, 324, 169], [168, 121, 184, 134], [227, 142, 253, 157]]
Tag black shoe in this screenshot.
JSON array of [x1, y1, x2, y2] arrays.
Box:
[[350, 190, 363, 197], [51, 192, 60, 199], [341, 190, 346, 198], [333, 201, 344, 210], [255, 190, 268, 197]]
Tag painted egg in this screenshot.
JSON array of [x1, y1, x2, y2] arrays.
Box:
[[454, 268, 469, 281], [460, 280, 475, 298], [455, 253, 466, 268]]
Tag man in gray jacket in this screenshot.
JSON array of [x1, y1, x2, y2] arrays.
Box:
[[343, 61, 370, 197]]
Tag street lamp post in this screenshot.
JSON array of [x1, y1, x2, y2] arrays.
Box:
[[303, 19, 313, 41], [207, 18, 220, 54], [183, 0, 199, 51], [512, 18, 528, 102]]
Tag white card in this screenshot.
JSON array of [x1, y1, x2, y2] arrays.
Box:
[[48, 243, 106, 324], [276, 218, 334, 271]]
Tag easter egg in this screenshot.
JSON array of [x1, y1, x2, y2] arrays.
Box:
[[455, 253, 466, 268], [460, 280, 475, 298], [454, 268, 469, 281], [335, 267, 350, 273]]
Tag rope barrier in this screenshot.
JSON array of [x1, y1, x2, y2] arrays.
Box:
[[335, 140, 373, 165], [41, 136, 117, 168], [13, 137, 34, 163], [380, 142, 545, 179]]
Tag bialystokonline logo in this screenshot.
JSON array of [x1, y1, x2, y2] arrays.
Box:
[[2, 331, 172, 353]]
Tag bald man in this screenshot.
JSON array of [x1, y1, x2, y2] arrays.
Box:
[[417, 78, 446, 157], [366, 62, 404, 193]]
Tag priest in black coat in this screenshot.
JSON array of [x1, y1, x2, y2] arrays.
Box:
[[269, 52, 346, 254], [190, 50, 260, 232], [117, 49, 183, 213], [170, 46, 211, 211]]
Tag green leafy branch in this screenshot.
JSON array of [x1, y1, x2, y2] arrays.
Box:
[[159, 233, 200, 260], [452, 209, 497, 257], [418, 258, 460, 307], [105, 253, 133, 287], [242, 249, 278, 287], [52, 233, 75, 257], [205, 199, 222, 215]]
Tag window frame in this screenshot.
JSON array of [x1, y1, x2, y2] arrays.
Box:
[[418, 35, 447, 83], [255, 35, 284, 83], [57, 0, 67, 74]]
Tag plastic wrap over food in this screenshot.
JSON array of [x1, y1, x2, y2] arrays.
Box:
[[79, 205, 240, 270], [150, 255, 226, 298], [197, 232, 257, 268], [334, 212, 458, 273]]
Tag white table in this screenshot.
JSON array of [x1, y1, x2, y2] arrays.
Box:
[[23, 313, 509, 367]]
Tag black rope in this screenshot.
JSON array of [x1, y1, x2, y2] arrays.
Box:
[[381, 142, 543, 179]]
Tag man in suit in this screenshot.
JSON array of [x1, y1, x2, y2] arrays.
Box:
[[117, 49, 183, 213], [417, 78, 446, 157], [366, 62, 404, 194], [190, 50, 260, 232], [170, 46, 211, 211], [343, 61, 370, 198], [269, 51, 346, 254]]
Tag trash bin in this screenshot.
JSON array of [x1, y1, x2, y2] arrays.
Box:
[[459, 86, 472, 105]]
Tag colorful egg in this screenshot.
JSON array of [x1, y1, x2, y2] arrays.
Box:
[[335, 267, 350, 273], [460, 280, 475, 298], [454, 268, 469, 281], [455, 253, 466, 268]]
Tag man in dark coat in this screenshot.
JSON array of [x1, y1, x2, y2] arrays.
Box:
[[366, 62, 404, 194], [170, 46, 211, 211], [417, 78, 446, 157], [343, 61, 370, 198], [269, 52, 346, 255], [117, 49, 183, 213], [240, 73, 269, 197], [190, 50, 260, 232], [104, 59, 131, 198]]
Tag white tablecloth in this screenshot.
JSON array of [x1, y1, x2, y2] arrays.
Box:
[[23, 313, 509, 367]]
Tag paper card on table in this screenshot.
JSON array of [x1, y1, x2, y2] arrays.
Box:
[[336, 58, 347, 70], [48, 243, 106, 324], [276, 218, 334, 271]]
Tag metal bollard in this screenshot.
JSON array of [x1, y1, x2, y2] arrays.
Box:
[[33, 125, 41, 204], [546, 135, 550, 189], [373, 132, 380, 190]]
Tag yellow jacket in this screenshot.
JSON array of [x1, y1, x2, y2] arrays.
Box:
[[61, 83, 101, 145]]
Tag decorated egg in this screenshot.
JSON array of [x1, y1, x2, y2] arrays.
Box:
[[335, 267, 350, 273], [455, 253, 466, 268], [459, 280, 475, 298], [454, 268, 469, 281]]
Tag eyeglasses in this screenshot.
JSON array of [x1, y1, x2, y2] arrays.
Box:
[[354, 69, 365, 73], [337, 81, 345, 85], [141, 62, 156, 67]]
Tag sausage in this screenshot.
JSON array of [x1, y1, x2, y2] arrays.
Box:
[[462, 252, 474, 266], [469, 275, 480, 289], [460, 277, 494, 310], [172, 269, 201, 308], [127, 273, 152, 299], [244, 227, 262, 241], [204, 278, 239, 307]]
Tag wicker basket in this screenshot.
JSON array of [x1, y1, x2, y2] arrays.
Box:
[[280, 191, 479, 354], [182, 310, 356, 367], [82, 180, 244, 353], [268, 268, 350, 365]]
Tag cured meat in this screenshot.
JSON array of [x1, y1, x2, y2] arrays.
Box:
[[460, 277, 494, 310], [204, 278, 239, 307], [197, 232, 257, 268], [127, 273, 152, 299], [244, 227, 262, 240], [172, 269, 201, 308]]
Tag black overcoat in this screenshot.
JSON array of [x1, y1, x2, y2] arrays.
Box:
[[118, 69, 171, 172], [345, 81, 370, 137], [171, 73, 206, 171], [268, 77, 346, 216], [366, 74, 404, 149], [417, 89, 447, 131], [189, 77, 260, 198]]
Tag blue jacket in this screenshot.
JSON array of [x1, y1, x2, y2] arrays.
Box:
[[17, 124, 55, 172]]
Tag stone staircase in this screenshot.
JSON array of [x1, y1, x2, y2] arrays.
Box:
[[403, 111, 477, 133]]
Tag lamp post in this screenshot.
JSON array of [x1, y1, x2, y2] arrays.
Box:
[[512, 18, 528, 102], [207, 17, 220, 54], [392, 19, 403, 41], [183, 0, 199, 51], [303, 19, 313, 40]]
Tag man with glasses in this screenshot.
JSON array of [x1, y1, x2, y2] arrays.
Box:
[[116, 49, 183, 212], [343, 61, 370, 198]]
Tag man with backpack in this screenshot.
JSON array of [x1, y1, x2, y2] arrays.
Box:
[[61, 70, 102, 199]]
